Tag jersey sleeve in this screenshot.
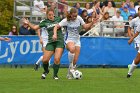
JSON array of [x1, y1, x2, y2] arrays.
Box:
[[39, 20, 45, 28], [78, 16, 85, 25], [59, 18, 67, 27], [136, 24, 140, 32], [129, 19, 135, 28]]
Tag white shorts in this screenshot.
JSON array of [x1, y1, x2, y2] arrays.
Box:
[[134, 43, 140, 53], [65, 37, 81, 47], [42, 38, 48, 48]]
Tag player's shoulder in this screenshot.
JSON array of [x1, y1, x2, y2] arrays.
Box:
[[40, 19, 47, 23], [132, 17, 140, 21], [54, 17, 61, 22], [77, 15, 82, 19]]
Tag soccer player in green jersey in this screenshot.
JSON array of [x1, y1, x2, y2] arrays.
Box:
[[23, 9, 64, 80], [0, 37, 11, 41]]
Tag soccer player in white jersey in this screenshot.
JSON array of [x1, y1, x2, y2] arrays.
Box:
[[34, 27, 48, 71], [127, 11, 140, 78], [53, 8, 95, 79]]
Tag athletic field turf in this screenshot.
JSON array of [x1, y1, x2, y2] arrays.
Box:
[[0, 68, 140, 93]]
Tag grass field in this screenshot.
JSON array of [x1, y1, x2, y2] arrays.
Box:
[[0, 67, 140, 93]]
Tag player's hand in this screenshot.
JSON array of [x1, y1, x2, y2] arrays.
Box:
[[128, 38, 133, 45], [4, 37, 11, 42], [39, 38, 43, 45], [22, 18, 29, 25], [52, 34, 57, 41]]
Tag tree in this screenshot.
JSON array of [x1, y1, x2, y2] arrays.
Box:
[[0, 0, 15, 35]]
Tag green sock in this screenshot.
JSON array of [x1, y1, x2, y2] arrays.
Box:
[[43, 63, 49, 73], [53, 63, 60, 77]]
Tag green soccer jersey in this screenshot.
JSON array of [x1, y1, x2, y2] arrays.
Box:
[[39, 17, 63, 43]]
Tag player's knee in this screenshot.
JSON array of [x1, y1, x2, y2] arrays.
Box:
[[54, 58, 60, 64], [42, 58, 49, 63], [69, 49, 75, 53]]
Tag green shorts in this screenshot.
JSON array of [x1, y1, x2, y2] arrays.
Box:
[[45, 41, 64, 51]]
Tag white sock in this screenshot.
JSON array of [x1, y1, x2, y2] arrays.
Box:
[[68, 52, 75, 63], [128, 61, 137, 75], [67, 52, 75, 76], [35, 56, 43, 65]]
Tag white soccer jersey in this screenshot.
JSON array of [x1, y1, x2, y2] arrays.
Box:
[[130, 17, 140, 44], [136, 24, 140, 32], [59, 15, 85, 39]]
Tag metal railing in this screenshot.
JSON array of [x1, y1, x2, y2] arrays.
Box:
[[83, 20, 130, 37]]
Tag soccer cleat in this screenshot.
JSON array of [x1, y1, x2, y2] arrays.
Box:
[[66, 74, 72, 79], [53, 76, 59, 80], [34, 64, 39, 71], [41, 70, 49, 79], [127, 74, 131, 78]]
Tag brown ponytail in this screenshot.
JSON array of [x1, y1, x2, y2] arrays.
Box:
[[66, 8, 78, 21]]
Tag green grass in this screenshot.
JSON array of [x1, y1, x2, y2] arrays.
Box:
[[0, 67, 140, 93]]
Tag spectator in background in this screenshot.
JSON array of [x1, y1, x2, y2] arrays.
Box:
[[101, 12, 110, 21], [119, 1, 126, 12], [129, 2, 136, 17], [135, 1, 140, 13], [50, 2, 57, 16], [45, 0, 52, 8], [103, 0, 116, 8], [121, 5, 130, 21], [111, 10, 124, 36], [125, 0, 130, 8], [8, 25, 18, 36], [93, 1, 103, 19], [134, 0, 140, 7], [33, 0, 46, 13], [125, 15, 133, 36], [58, 0, 68, 16], [111, 10, 124, 28], [103, 1, 116, 17], [101, 12, 111, 29], [84, 3, 93, 16], [90, 0, 104, 9], [92, 11, 100, 23], [19, 21, 34, 35], [81, 10, 88, 22], [74, 2, 83, 15]]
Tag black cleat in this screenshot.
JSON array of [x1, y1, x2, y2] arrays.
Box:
[[41, 70, 49, 79], [34, 64, 39, 71], [127, 74, 131, 78]]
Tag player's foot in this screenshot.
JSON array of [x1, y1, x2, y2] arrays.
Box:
[[66, 74, 72, 79], [34, 64, 39, 71], [127, 64, 131, 78], [53, 76, 59, 80], [41, 70, 49, 79], [127, 74, 131, 78]]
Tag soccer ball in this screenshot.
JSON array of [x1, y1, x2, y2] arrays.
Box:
[[72, 70, 82, 79]]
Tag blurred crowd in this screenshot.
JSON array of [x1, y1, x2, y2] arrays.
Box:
[[10, 0, 140, 37]]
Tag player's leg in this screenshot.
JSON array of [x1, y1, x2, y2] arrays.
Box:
[[73, 46, 80, 69], [41, 43, 54, 79], [53, 47, 64, 79], [34, 47, 45, 71], [127, 52, 140, 78], [73, 39, 81, 70], [66, 41, 75, 79], [34, 39, 48, 71]]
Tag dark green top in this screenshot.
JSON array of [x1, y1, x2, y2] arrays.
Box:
[[39, 17, 63, 43]]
